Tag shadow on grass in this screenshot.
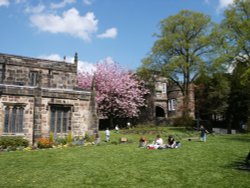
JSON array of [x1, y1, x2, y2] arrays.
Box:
[[227, 157, 250, 172], [222, 135, 250, 143]]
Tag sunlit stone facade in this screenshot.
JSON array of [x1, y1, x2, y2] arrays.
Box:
[[0, 53, 97, 144]]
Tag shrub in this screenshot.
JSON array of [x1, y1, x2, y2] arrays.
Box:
[[84, 132, 90, 141], [67, 132, 73, 144], [111, 141, 118, 145], [37, 137, 53, 149], [0, 136, 29, 151], [49, 132, 54, 142], [89, 135, 95, 143], [55, 137, 67, 145], [73, 136, 84, 145], [84, 132, 95, 143]]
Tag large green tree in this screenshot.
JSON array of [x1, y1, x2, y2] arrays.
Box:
[[140, 10, 217, 117], [221, 0, 250, 64], [226, 62, 249, 131], [220, 0, 250, 130], [195, 73, 230, 125]]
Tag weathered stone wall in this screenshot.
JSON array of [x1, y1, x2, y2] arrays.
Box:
[[150, 77, 195, 122], [0, 53, 96, 144], [167, 84, 195, 118], [0, 95, 34, 143], [40, 98, 90, 137], [0, 94, 91, 143], [0, 54, 77, 89]]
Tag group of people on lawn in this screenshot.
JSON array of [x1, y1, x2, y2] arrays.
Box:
[[139, 135, 181, 149], [139, 125, 209, 149], [106, 124, 209, 148]]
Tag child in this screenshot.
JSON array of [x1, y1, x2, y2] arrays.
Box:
[[166, 135, 176, 148], [105, 128, 110, 142], [200, 125, 209, 142], [155, 135, 163, 146], [139, 137, 147, 148], [147, 135, 163, 149], [115, 125, 119, 133]]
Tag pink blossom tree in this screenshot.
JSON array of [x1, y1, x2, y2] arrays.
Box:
[[78, 59, 148, 128]]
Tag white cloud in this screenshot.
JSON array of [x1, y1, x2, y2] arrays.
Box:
[[30, 8, 98, 41], [25, 4, 45, 14], [38, 54, 63, 61], [78, 60, 96, 73], [97, 27, 117, 39], [83, 0, 93, 5], [98, 56, 116, 65], [50, 0, 76, 9], [217, 0, 234, 10], [0, 0, 9, 7], [38, 54, 96, 73]]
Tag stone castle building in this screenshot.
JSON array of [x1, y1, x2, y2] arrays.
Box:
[[0, 53, 97, 144], [142, 76, 195, 124]]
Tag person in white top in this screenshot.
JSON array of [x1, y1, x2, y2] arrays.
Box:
[[115, 125, 119, 133], [105, 128, 110, 142], [127, 122, 131, 129], [147, 135, 164, 149], [155, 135, 163, 146]]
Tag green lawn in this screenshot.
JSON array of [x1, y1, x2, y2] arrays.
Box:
[[0, 130, 249, 188]]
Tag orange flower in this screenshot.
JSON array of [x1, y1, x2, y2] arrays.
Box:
[[37, 137, 53, 148]]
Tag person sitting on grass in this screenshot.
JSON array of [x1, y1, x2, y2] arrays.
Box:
[[147, 135, 164, 149], [166, 135, 176, 148], [139, 137, 147, 148]]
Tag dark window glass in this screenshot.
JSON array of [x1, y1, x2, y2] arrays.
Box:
[[18, 107, 24, 132], [11, 107, 17, 132], [4, 106, 9, 132], [29, 71, 38, 86], [50, 107, 70, 134], [63, 110, 68, 132], [50, 110, 55, 132], [4, 106, 24, 133], [0, 64, 5, 83]]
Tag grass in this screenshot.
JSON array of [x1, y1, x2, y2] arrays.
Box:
[[0, 128, 249, 188]]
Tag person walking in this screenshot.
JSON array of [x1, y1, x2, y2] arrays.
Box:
[[115, 125, 119, 133], [200, 125, 209, 142], [105, 128, 110, 142]]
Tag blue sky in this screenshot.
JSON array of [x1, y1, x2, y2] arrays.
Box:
[[0, 0, 233, 71]]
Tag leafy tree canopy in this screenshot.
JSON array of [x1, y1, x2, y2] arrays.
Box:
[[139, 10, 219, 117], [220, 0, 250, 83]]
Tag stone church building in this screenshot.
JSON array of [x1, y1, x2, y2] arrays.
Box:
[[0, 53, 97, 144], [140, 76, 195, 124], [154, 77, 195, 118]]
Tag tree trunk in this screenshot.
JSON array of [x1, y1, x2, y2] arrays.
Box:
[[227, 116, 232, 134], [182, 82, 190, 118], [109, 116, 114, 129]]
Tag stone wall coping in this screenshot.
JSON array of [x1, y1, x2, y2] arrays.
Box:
[[0, 84, 90, 94], [0, 53, 77, 73], [0, 83, 37, 89], [42, 87, 90, 94]]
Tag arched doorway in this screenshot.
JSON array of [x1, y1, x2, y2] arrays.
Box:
[[155, 106, 165, 117]]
